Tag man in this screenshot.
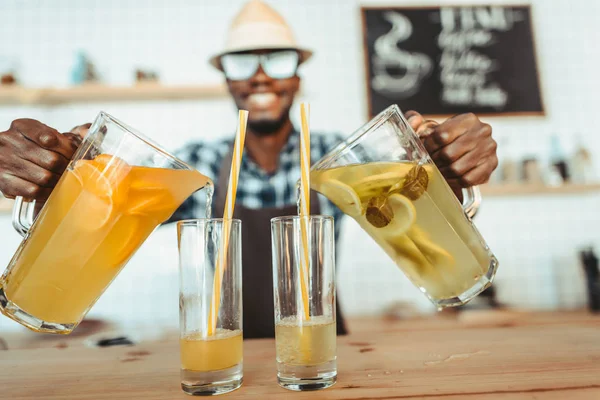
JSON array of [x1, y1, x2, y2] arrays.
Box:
[[0, 1, 497, 338]]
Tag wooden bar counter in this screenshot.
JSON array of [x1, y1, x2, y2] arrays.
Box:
[[1, 311, 599, 399]]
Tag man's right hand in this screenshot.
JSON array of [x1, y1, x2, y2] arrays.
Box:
[[0, 119, 82, 202]]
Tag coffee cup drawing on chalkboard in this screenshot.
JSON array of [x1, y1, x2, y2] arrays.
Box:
[[372, 12, 432, 98]]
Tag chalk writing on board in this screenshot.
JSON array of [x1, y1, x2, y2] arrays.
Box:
[[371, 12, 432, 98], [437, 6, 524, 108], [362, 5, 543, 116]]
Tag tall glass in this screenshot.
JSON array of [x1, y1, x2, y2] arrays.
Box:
[[178, 219, 243, 396], [0, 112, 209, 334], [271, 215, 337, 391], [311, 104, 498, 308]]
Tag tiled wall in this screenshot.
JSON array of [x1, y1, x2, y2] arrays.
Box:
[[1, 0, 599, 332]]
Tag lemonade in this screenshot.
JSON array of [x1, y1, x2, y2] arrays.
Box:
[[180, 329, 243, 372], [275, 316, 337, 366], [311, 161, 494, 303], [1, 154, 209, 328]]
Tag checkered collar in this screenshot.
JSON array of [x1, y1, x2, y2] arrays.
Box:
[[241, 129, 300, 177]]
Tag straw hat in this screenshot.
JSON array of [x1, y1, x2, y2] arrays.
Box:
[[209, 0, 313, 71]]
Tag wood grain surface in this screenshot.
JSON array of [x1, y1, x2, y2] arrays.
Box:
[[1, 311, 599, 399]]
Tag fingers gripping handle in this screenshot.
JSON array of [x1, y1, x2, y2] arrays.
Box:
[[12, 196, 36, 237], [462, 186, 482, 219]]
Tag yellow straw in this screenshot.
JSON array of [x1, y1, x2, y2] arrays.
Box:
[[298, 103, 312, 321], [207, 109, 248, 336]]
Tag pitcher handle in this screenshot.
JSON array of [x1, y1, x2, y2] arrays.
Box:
[[462, 186, 482, 219], [12, 196, 36, 237]]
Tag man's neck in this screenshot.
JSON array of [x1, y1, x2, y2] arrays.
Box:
[[245, 119, 294, 174]]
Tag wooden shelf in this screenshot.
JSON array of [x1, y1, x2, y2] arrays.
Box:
[[0, 84, 228, 106], [481, 183, 600, 197]]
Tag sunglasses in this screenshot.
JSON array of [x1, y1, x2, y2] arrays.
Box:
[[221, 50, 300, 81]]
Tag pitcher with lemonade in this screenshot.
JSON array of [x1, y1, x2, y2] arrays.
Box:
[[311, 105, 499, 308]]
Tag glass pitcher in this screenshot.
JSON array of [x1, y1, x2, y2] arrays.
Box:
[[0, 112, 210, 334], [311, 105, 498, 308]]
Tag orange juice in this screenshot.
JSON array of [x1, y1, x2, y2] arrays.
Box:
[[180, 329, 243, 372], [1, 154, 209, 327]]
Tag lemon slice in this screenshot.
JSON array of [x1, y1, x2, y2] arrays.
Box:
[[355, 170, 404, 192], [407, 226, 455, 268], [325, 179, 363, 217], [370, 194, 416, 238], [395, 234, 431, 271]]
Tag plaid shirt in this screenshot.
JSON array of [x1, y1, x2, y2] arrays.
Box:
[[168, 129, 346, 238]]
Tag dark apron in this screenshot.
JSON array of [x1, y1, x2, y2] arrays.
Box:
[[213, 149, 347, 339]]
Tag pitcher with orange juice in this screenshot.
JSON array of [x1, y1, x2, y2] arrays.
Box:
[[0, 112, 211, 334]]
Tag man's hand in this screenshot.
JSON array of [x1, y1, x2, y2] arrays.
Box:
[[0, 119, 82, 201], [405, 111, 498, 201]]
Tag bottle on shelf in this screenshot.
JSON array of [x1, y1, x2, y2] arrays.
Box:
[[546, 134, 569, 185], [570, 135, 595, 184], [499, 137, 519, 184]]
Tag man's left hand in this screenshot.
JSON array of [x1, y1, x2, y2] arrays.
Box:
[[405, 111, 498, 201]]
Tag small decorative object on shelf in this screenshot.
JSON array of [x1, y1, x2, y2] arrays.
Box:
[[548, 133, 569, 183], [135, 69, 159, 83], [498, 137, 520, 184], [522, 158, 543, 184], [1, 73, 16, 86], [571, 136, 596, 184], [491, 131, 597, 196], [0, 56, 18, 86], [71, 51, 99, 85]]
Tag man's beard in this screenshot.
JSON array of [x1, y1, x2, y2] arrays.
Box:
[[247, 110, 290, 137]]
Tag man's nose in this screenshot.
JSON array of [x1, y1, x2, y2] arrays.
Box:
[[248, 65, 272, 86]]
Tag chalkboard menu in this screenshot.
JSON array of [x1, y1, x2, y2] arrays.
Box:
[[361, 5, 544, 117]]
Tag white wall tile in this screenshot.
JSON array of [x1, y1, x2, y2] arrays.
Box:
[[1, 0, 599, 332]]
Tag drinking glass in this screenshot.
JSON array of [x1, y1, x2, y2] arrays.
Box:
[[271, 215, 337, 391], [178, 219, 243, 396]]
